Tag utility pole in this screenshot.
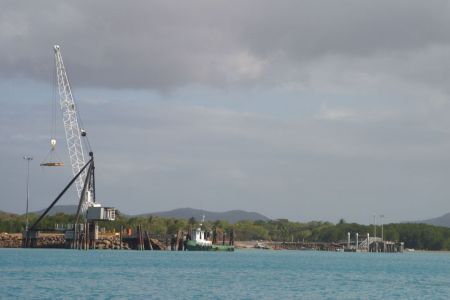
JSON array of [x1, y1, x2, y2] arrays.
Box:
[[347, 232, 350, 250], [379, 214, 385, 253], [23, 156, 33, 232], [367, 233, 370, 252], [373, 215, 377, 252]]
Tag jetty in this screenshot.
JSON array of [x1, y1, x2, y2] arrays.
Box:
[[261, 235, 404, 252]]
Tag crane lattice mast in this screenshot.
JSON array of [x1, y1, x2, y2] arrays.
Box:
[[53, 45, 91, 213]]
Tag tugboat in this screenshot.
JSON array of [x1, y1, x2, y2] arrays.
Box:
[[185, 216, 234, 251]]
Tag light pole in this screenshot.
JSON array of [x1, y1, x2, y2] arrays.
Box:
[[373, 215, 377, 252], [23, 156, 33, 232], [379, 215, 384, 241], [379, 214, 384, 253]]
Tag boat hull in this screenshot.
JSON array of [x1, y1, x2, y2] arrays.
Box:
[[186, 241, 234, 251]]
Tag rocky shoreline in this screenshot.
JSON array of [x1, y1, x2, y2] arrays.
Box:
[[0, 233, 131, 250], [0, 234, 23, 248]]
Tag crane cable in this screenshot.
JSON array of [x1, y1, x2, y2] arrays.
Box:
[[51, 61, 57, 141], [40, 63, 64, 167]]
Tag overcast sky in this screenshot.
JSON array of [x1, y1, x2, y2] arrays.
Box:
[[2, 0, 450, 223]]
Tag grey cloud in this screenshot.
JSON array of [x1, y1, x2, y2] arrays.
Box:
[[4, 1, 450, 224], [1, 1, 450, 91]]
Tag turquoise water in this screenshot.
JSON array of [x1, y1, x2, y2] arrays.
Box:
[[1, 249, 450, 299]]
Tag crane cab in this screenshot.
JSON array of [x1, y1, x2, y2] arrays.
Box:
[[86, 204, 116, 221]]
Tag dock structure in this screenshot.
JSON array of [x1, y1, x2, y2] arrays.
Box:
[[20, 225, 229, 251], [20, 224, 168, 250], [266, 241, 345, 251], [21, 231, 66, 249], [344, 234, 404, 253], [264, 236, 404, 252], [121, 226, 167, 250], [19, 224, 405, 252]]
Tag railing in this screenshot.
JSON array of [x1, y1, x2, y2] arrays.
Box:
[[358, 237, 383, 249]]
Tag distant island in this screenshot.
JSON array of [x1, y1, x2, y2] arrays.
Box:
[[28, 206, 270, 224], [417, 213, 450, 228], [136, 207, 270, 223]]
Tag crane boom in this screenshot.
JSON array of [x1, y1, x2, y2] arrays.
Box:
[[53, 45, 91, 213]]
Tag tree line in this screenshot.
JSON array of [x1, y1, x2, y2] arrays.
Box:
[[2, 212, 450, 250]]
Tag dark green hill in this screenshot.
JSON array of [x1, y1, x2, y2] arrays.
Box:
[[31, 205, 78, 216], [28, 206, 269, 223], [0, 211, 18, 219], [419, 213, 450, 228], [138, 207, 270, 223]]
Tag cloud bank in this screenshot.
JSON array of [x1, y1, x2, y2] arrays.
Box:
[[2, 1, 450, 223]]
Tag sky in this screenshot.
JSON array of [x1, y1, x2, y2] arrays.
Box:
[[2, 0, 450, 224]]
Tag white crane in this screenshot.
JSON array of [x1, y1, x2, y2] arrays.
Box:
[[53, 45, 92, 214], [26, 45, 114, 242]]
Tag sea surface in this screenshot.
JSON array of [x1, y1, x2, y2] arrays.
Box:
[[1, 249, 449, 299]]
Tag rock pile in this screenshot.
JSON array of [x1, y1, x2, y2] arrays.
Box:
[[0, 233, 169, 250], [0, 234, 22, 248], [150, 238, 167, 250], [0, 233, 65, 248], [95, 238, 130, 250], [36, 235, 66, 248]]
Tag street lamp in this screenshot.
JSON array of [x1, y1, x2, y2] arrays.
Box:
[[373, 214, 377, 252], [23, 156, 33, 232], [379, 214, 384, 241]]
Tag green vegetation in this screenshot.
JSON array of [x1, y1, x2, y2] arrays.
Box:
[[3, 211, 450, 250]]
